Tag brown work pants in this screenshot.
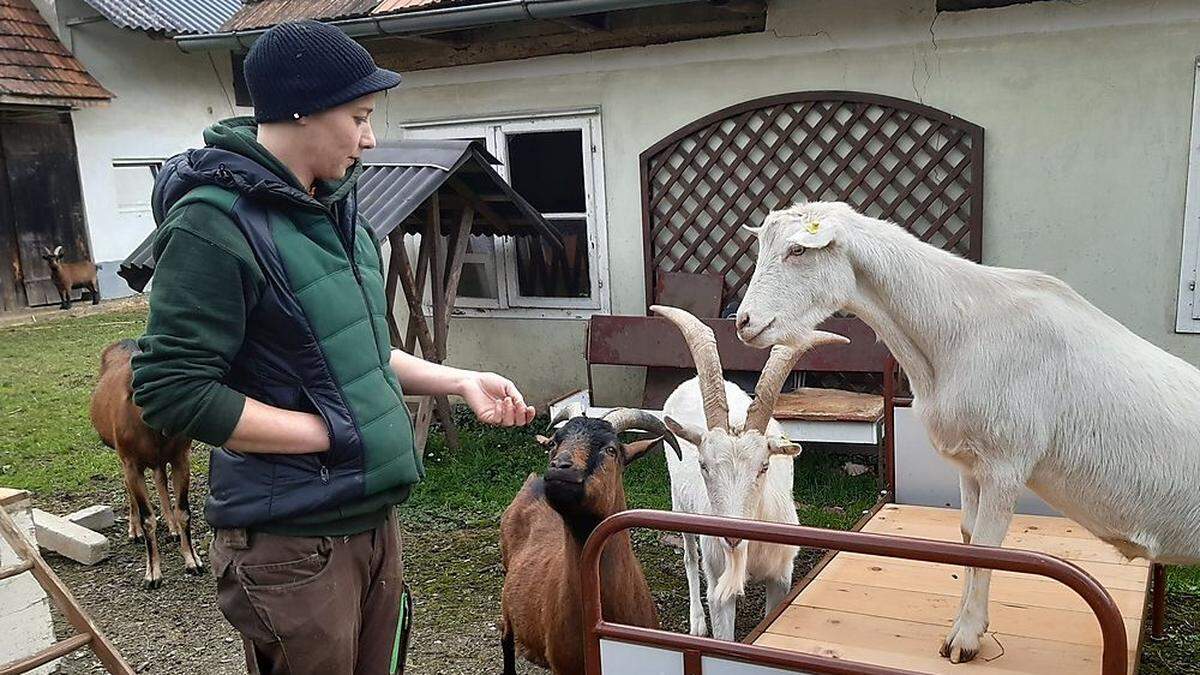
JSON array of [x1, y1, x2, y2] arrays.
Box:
[[209, 516, 405, 675]]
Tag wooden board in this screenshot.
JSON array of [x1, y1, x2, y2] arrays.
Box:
[[0, 488, 30, 509], [754, 504, 1150, 674], [773, 387, 884, 422]]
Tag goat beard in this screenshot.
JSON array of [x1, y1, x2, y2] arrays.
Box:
[[712, 543, 748, 604]]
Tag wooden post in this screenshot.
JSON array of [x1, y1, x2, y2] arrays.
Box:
[[384, 233, 404, 348], [404, 229, 433, 355], [423, 197, 460, 449], [1151, 563, 1167, 638], [438, 206, 474, 358]]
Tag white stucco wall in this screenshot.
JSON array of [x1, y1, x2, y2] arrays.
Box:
[[379, 0, 1200, 406], [52, 0, 252, 296]]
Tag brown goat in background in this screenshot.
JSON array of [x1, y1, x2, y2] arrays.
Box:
[[41, 245, 99, 310], [90, 339, 202, 587]]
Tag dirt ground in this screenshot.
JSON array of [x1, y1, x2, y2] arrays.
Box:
[[41, 477, 821, 675]]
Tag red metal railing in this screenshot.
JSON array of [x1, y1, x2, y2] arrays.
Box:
[[581, 509, 1128, 675]]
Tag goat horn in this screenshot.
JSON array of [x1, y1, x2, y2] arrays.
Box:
[[744, 331, 850, 433], [602, 408, 682, 460], [53, 245, 63, 256], [547, 401, 585, 430], [650, 304, 730, 432]]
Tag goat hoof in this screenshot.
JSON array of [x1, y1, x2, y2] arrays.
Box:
[[185, 563, 206, 576], [940, 628, 982, 663], [168, 532, 180, 541], [129, 534, 143, 543], [143, 575, 163, 589]]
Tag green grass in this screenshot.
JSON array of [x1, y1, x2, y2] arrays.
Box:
[[1, 301, 1197, 672], [406, 407, 879, 530], [0, 306, 164, 499]]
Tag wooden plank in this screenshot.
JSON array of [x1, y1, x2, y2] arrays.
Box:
[[821, 553, 1148, 618], [0, 633, 91, 675], [0, 131, 24, 312], [0, 488, 29, 509], [773, 388, 884, 422], [437, 206, 474, 358], [404, 229, 433, 354], [0, 505, 132, 674], [860, 517, 1142, 566], [872, 505, 1106, 541], [755, 616, 1132, 675], [384, 231, 404, 348], [654, 271, 724, 318], [586, 314, 890, 373], [790, 579, 1142, 649], [428, 197, 447, 361]]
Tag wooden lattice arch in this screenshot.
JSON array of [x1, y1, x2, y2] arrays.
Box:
[[640, 91, 984, 308]]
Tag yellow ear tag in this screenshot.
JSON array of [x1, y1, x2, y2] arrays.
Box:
[[805, 221, 821, 234]]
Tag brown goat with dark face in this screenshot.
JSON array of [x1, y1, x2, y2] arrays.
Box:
[[89, 339, 202, 588], [41, 246, 99, 310], [499, 406, 681, 675]]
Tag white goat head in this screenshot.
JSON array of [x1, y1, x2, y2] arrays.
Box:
[[652, 304, 847, 541], [736, 201, 859, 349]]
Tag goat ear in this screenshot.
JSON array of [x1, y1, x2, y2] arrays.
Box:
[[663, 415, 704, 447], [786, 218, 836, 250], [621, 437, 661, 465], [53, 245, 63, 256], [42, 247, 52, 256], [767, 435, 802, 457]]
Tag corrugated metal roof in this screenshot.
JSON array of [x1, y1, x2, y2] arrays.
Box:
[[221, 0, 379, 31], [82, 0, 241, 35], [118, 140, 561, 292], [0, 0, 111, 104]]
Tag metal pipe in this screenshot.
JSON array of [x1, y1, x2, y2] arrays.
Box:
[[175, 0, 705, 53], [581, 509, 1130, 675]]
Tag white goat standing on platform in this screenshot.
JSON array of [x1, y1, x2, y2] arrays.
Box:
[[735, 201, 1200, 663], [652, 304, 847, 640]]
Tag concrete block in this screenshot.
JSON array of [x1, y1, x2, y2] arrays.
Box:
[[32, 509, 109, 565], [65, 504, 114, 532]]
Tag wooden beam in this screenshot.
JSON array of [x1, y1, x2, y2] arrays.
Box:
[[548, 14, 609, 33], [0, 634, 92, 675], [439, 207, 475, 358], [394, 235, 459, 449], [385, 233, 404, 348], [398, 33, 467, 47], [0, 505, 132, 675], [936, 0, 1044, 10], [447, 176, 516, 233], [404, 229, 433, 355], [428, 199, 447, 362], [422, 196, 460, 449]]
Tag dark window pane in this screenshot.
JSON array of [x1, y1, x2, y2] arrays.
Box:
[[507, 131, 585, 213], [515, 218, 590, 298]]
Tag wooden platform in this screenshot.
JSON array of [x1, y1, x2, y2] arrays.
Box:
[[773, 387, 884, 422], [753, 504, 1151, 674]]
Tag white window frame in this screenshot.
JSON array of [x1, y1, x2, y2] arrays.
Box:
[[1178, 57, 1200, 333], [401, 109, 611, 320]]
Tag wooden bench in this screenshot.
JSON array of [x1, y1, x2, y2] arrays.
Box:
[[568, 314, 892, 445]]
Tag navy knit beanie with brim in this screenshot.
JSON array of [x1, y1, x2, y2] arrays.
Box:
[[244, 20, 402, 123]]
